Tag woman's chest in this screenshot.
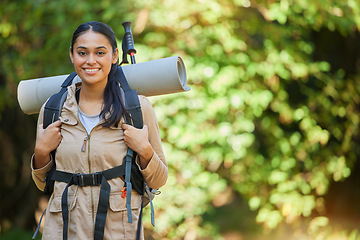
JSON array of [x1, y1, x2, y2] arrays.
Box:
[[56, 120, 128, 173]]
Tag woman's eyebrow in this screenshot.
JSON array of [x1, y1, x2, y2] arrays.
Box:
[[76, 46, 109, 50]]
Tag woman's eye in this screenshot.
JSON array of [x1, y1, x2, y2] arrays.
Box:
[[97, 51, 105, 55], [78, 51, 86, 56]]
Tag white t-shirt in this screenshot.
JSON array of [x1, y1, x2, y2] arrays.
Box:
[[78, 107, 100, 134]]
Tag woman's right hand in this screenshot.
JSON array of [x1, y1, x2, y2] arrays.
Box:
[[33, 120, 62, 169]]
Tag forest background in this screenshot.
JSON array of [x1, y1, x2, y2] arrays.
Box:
[[1, 0, 360, 239]]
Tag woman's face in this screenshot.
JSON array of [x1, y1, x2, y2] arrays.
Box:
[[70, 30, 118, 88]]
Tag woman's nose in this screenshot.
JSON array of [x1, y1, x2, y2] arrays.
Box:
[[87, 54, 96, 64]]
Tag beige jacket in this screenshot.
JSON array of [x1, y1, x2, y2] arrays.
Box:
[[31, 83, 167, 240]]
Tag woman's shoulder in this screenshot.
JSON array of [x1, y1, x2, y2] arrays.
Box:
[[137, 95, 158, 123], [138, 95, 153, 109]]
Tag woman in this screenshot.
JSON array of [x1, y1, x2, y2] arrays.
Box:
[[31, 21, 168, 240]]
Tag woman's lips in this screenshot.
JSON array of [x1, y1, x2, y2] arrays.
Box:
[[84, 68, 100, 75]]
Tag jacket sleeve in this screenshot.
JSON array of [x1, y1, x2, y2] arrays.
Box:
[[31, 102, 55, 191], [137, 96, 168, 189]]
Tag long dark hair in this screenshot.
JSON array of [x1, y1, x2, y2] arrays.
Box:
[[70, 21, 126, 127]]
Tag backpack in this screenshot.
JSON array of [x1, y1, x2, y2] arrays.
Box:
[[33, 67, 157, 240]]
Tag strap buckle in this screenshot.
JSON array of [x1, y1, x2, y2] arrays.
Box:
[[73, 172, 102, 186]]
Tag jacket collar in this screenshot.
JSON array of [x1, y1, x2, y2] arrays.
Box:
[[63, 82, 114, 126]]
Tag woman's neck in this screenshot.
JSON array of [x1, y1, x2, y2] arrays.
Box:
[[78, 84, 105, 116]]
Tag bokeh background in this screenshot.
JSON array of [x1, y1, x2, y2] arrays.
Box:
[[1, 0, 360, 239]]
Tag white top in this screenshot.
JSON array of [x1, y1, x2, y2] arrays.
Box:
[[78, 107, 100, 134]]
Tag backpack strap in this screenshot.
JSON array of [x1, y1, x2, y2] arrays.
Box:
[[43, 72, 77, 128], [117, 67, 143, 128], [116, 67, 144, 225], [43, 71, 77, 195]]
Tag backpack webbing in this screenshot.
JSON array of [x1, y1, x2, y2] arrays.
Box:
[[43, 71, 77, 194]]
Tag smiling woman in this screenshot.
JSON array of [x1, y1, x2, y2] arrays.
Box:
[[30, 21, 168, 240]]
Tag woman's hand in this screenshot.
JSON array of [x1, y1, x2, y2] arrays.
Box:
[[122, 123, 154, 169], [33, 120, 62, 169]]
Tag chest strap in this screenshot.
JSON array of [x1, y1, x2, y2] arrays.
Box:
[[48, 165, 126, 240]]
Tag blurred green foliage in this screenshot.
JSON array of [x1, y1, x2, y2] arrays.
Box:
[[1, 0, 360, 239]]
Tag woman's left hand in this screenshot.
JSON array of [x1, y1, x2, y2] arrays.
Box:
[[122, 123, 154, 168]]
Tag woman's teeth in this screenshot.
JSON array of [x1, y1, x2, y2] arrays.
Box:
[[85, 69, 99, 72]]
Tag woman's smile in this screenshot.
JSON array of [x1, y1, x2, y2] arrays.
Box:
[[84, 68, 101, 75]]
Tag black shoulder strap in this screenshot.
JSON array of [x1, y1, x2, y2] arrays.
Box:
[[43, 72, 77, 195], [116, 66, 143, 129], [43, 72, 77, 129]]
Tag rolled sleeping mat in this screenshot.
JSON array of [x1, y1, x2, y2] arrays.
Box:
[[17, 56, 190, 115]]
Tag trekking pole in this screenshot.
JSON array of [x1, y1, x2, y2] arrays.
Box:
[[121, 21, 137, 65]]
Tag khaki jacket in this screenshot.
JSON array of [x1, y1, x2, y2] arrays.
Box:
[[31, 83, 167, 240]]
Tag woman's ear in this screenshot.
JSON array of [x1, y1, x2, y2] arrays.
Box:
[[69, 48, 74, 63], [112, 48, 119, 64]]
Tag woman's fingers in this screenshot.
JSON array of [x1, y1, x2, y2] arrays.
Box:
[[121, 124, 153, 164], [36, 120, 62, 154], [121, 124, 149, 150]]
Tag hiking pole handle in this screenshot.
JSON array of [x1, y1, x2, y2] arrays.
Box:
[[122, 21, 137, 64]]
